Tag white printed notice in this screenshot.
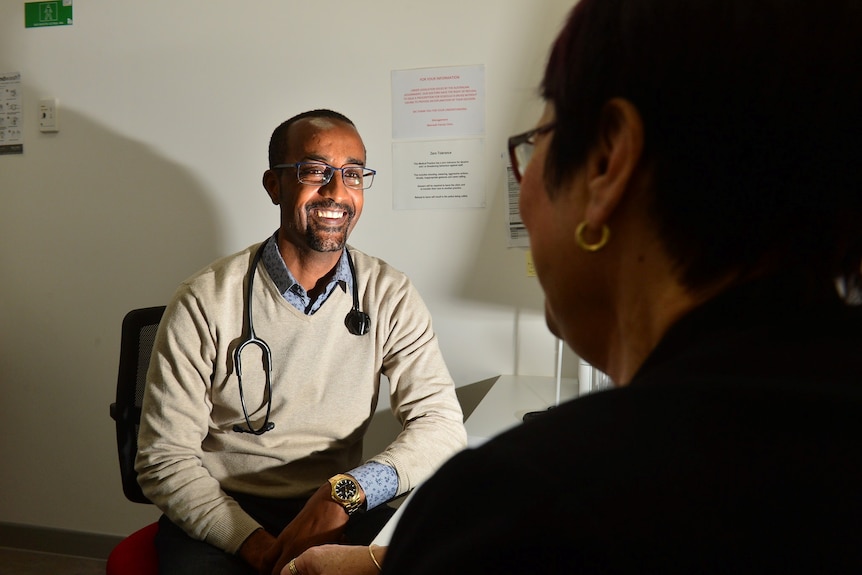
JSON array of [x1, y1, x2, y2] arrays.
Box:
[[392, 139, 485, 210], [506, 162, 530, 248], [391, 64, 485, 209], [0, 72, 24, 155], [392, 64, 484, 140]]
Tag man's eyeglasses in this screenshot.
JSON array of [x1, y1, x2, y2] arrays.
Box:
[[508, 123, 556, 183], [273, 162, 376, 190]]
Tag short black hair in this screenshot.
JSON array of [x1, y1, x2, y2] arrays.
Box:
[[268, 109, 356, 168], [543, 0, 862, 292]]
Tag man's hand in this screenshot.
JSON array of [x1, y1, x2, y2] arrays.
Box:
[[262, 482, 357, 575], [239, 528, 278, 574]]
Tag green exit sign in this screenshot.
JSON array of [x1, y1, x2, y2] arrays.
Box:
[[25, 1, 73, 28]]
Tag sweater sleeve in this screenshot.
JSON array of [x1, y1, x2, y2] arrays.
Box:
[[366, 271, 468, 495], [134, 284, 261, 554]]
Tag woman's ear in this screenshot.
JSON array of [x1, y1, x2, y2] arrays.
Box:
[[262, 169, 281, 205], [584, 98, 645, 225]]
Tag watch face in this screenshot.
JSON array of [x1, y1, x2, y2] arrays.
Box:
[[335, 478, 357, 501]]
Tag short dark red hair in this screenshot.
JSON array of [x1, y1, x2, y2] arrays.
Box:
[[543, 0, 862, 293]]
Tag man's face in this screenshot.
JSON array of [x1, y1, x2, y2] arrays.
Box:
[[266, 117, 366, 253]]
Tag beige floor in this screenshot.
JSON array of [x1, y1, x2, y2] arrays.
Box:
[[0, 547, 105, 575]]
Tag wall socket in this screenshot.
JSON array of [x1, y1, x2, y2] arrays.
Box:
[[39, 98, 59, 132]]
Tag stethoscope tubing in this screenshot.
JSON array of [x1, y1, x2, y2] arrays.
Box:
[[233, 243, 275, 434], [232, 241, 369, 434]]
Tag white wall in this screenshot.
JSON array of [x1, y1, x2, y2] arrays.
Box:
[[0, 0, 576, 536]]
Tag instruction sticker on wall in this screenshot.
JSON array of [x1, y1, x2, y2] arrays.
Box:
[[0, 72, 23, 155], [25, 1, 73, 28]]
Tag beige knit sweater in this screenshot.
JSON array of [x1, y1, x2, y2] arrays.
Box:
[[135, 243, 466, 553]]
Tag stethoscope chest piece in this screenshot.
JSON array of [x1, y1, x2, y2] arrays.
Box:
[[345, 308, 370, 336], [344, 250, 370, 336]]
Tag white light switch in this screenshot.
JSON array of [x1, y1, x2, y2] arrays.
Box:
[[39, 98, 59, 132]]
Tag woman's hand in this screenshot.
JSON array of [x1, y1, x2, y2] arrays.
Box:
[[284, 544, 387, 575]]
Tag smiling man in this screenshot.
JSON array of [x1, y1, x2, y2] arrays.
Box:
[[135, 109, 467, 575]]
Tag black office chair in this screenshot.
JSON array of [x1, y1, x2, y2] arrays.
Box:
[[107, 305, 166, 575]]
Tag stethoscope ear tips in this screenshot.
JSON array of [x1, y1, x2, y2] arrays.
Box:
[[345, 309, 371, 336]]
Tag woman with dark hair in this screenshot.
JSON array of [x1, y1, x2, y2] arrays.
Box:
[[287, 0, 862, 573]]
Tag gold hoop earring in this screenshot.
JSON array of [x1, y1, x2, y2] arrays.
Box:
[[575, 221, 610, 252]]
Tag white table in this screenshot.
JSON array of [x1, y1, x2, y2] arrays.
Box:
[[374, 374, 580, 544], [464, 374, 579, 444]]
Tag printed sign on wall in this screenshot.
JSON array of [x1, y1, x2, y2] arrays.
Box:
[[0, 72, 23, 155]]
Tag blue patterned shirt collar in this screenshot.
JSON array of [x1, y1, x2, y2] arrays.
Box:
[[260, 233, 352, 315]]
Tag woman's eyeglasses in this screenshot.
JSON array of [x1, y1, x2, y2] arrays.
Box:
[[507, 123, 556, 183]]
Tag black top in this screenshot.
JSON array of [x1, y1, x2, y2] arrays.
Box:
[[383, 276, 862, 574]]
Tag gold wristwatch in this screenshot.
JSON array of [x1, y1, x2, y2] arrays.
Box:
[[328, 474, 363, 516]]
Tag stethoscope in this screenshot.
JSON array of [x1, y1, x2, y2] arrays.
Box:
[[232, 241, 370, 435]]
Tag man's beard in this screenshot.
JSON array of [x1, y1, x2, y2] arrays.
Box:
[[304, 201, 354, 252]]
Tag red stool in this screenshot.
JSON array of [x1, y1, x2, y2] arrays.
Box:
[[106, 522, 159, 575]]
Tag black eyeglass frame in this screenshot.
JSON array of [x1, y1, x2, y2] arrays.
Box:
[[272, 161, 377, 190], [508, 123, 556, 183]]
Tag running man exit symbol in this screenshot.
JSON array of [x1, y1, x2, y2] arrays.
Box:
[[41, 3, 58, 22]]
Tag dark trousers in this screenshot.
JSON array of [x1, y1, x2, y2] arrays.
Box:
[[155, 491, 396, 575]]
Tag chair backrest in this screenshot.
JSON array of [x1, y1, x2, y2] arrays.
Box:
[[109, 306, 166, 504]]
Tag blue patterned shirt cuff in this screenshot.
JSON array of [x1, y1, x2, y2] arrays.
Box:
[[348, 462, 398, 510]]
